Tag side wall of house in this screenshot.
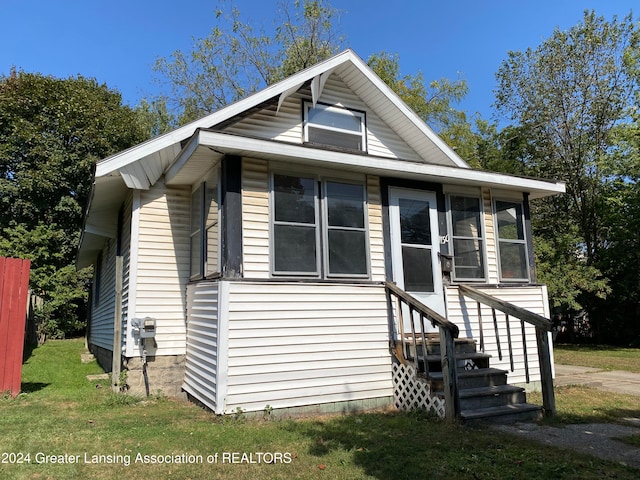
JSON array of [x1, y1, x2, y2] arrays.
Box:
[[89, 236, 117, 355], [223, 281, 393, 414], [122, 180, 191, 396], [445, 285, 552, 387], [182, 281, 223, 412], [88, 192, 133, 370]]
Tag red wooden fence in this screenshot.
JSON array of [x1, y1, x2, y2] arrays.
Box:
[[0, 257, 31, 397]]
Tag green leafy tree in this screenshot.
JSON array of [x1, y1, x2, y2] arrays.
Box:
[[0, 70, 146, 338], [493, 10, 640, 339], [367, 51, 478, 161], [152, 0, 344, 125]]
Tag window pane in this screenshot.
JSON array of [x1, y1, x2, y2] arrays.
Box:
[[496, 201, 524, 240], [190, 186, 202, 235], [308, 127, 362, 150], [327, 182, 364, 228], [274, 174, 316, 224], [453, 238, 484, 279], [399, 199, 431, 245], [205, 224, 218, 275], [308, 106, 362, 132], [190, 234, 201, 277], [204, 171, 219, 275], [451, 196, 481, 237], [190, 186, 203, 277], [328, 230, 367, 275], [499, 241, 528, 279], [274, 225, 317, 273], [402, 246, 434, 292]]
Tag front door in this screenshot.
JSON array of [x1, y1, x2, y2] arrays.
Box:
[[389, 188, 445, 330]]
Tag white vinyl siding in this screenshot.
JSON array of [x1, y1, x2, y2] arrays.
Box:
[[130, 181, 191, 356], [367, 175, 385, 281], [483, 188, 499, 283], [445, 285, 552, 386], [223, 281, 393, 413], [242, 158, 270, 278], [222, 74, 422, 161], [183, 281, 227, 413]]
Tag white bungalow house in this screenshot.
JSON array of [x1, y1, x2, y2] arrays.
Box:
[[77, 50, 564, 421]]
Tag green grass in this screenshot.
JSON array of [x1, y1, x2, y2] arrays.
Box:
[[554, 344, 640, 373], [1, 339, 639, 479]]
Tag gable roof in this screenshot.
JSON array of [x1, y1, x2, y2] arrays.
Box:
[[95, 49, 469, 190]]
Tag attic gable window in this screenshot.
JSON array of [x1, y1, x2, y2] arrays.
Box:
[[304, 102, 366, 152]]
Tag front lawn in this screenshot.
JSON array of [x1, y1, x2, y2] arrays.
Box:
[[553, 344, 640, 373], [1, 339, 639, 479]]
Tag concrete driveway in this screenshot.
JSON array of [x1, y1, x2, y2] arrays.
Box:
[[554, 364, 640, 396]]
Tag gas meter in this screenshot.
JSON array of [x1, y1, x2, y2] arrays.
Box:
[[132, 317, 156, 339]]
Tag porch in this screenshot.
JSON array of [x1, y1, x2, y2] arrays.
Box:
[[181, 279, 555, 422]]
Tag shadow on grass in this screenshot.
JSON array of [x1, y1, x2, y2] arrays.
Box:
[[20, 382, 49, 394], [295, 410, 467, 479]]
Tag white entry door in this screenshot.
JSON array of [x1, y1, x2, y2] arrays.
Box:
[[389, 188, 445, 324]]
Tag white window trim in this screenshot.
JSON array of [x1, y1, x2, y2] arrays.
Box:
[[446, 193, 487, 282], [303, 101, 367, 152], [493, 198, 530, 283]]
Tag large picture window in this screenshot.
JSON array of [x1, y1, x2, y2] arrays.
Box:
[[272, 173, 368, 278], [304, 102, 366, 152], [448, 195, 485, 281], [494, 200, 529, 282]]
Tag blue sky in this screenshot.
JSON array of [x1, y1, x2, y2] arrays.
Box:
[[1, 0, 635, 122]]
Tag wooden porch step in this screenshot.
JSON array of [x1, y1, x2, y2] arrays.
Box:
[[460, 403, 543, 425], [425, 352, 491, 370], [428, 367, 508, 390], [458, 384, 527, 411]]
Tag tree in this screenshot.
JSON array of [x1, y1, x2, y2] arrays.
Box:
[[0, 70, 146, 337], [493, 10, 640, 339], [366, 51, 478, 162], [152, 0, 344, 125]]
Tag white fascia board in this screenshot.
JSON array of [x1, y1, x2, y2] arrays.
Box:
[[194, 130, 566, 197]]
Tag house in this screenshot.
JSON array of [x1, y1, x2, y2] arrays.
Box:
[[77, 49, 565, 420]]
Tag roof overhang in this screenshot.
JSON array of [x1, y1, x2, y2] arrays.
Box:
[[76, 174, 129, 269], [166, 129, 566, 199]]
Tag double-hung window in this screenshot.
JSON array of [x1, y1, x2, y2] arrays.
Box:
[[448, 195, 485, 281], [494, 200, 529, 282], [304, 102, 366, 152], [272, 173, 368, 278], [190, 167, 220, 279]]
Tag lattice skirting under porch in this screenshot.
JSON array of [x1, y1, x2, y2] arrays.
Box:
[[392, 362, 445, 418]]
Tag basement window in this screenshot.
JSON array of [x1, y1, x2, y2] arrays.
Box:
[[304, 102, 366, 152]]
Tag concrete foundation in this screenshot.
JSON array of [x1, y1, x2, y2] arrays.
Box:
[[88, 343, 185, 397], [122, 354, 186, 397]]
